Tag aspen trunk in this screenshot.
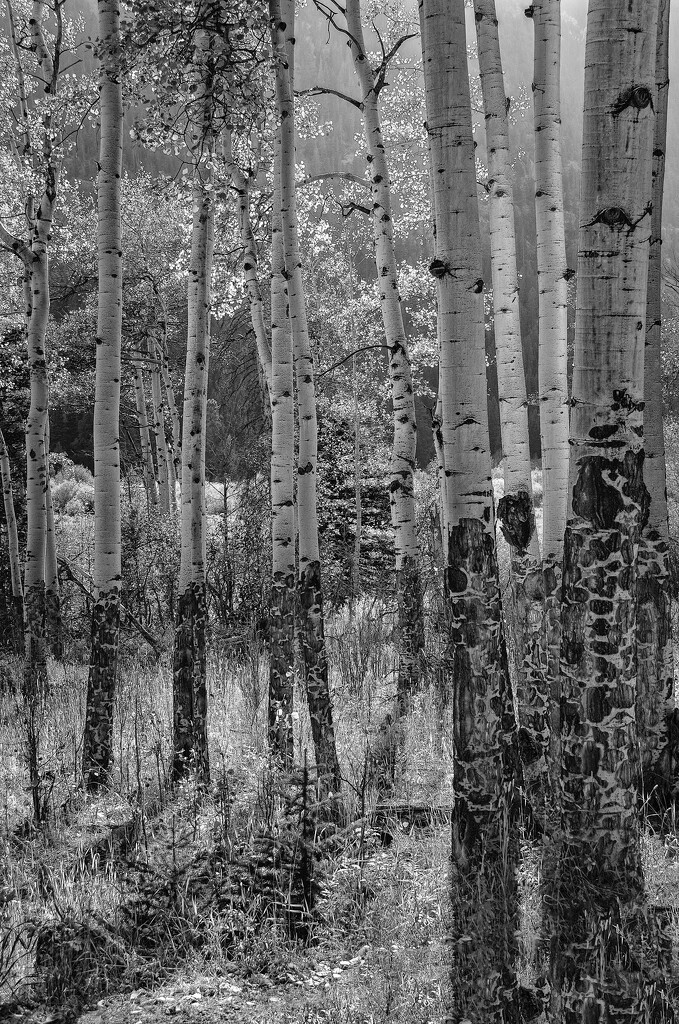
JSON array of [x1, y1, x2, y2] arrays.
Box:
[[268, 143, 295, 767], [0, 427, 24, 651], [637, 0, 676, 813], [546, 3, 672, 1018], [84, 0, 124, 790], [133, 361, 158, 507], [156, 330, 180, 510], [149, 336, 171, 516], [173, 160, 214, 785], [421, 1, 521, 1018], [271, 0, 341, 797], [226, 131, 273, 397], [345, 0, 425, 710], [352, 353, 362, 603], [473, 0, 547, 791], [44, 422, 62, 660], [529, 0, 569, 766]]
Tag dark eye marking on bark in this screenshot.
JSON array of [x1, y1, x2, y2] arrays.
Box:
[[428, 258, 449, 278], [612, 85, 654, 117], [496, 490, 535, 552]]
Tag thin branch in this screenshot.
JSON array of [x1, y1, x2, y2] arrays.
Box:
[[296, 84, 363, 109], [318, 343, 388, 378], [6, 0, 32, 160], [297, 171, 370, 190], [0, 223, 31, 263]]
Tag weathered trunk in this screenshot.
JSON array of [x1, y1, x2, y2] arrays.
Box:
[[421, 1, 521, 1018], [268, 141, 295, 767], [173, 159, 214, 785], [345, 0, 425, 709], [155, 314, 181, 506], [546, 2, 671, 1018], [149, 336, 171, 516], [84, 0, 123, 791], [474, 0, 547, 791], [44, 422, 62, 660], [0, 427, 24, 650], [271, 0, 341, 797], [637, 0, 676, 813], [529, 0, 570, 776]]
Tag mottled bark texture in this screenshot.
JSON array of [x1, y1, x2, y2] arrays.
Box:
[[44, 425, 62, 660], [0, 427, 24, 651], [474, 0, 547, 803], [545, 2, 672, 1019], [84, 0, 124, 790], [149, 335, 171, 516], [420, 0, 521, 1018], [268, 143, 295, 766], [271, 0, 341, 797], [173, 581, 209, 781], [528, 0, 570, 782], [345, 0, 425, 708], [637, 0, 676, 814]]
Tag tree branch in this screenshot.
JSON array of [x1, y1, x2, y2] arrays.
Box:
[[296, 84, 363, 109], [297, 171, 370, 190], [318, 344, 388, 378], [0, 223, 31, 263]]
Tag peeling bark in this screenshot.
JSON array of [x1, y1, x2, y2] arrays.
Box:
[[546, 2, 672, 1017], [420, 1, 521, 1017], [637, 0, 676, 814]]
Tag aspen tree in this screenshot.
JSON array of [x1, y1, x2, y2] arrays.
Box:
[[149, 336, 172, 516], [420, 0, 521, 1017], [0, 427, 23, 650], [473, 0, 547, 787], [270, 0, 341, 794], [636, 0, 676, 810], [268, 144, 295, 766], [546, 2, 672, 1017], [173, 151, 214, 783], [44, 422, 62, 659], [344, 0, 425, 710], [83, 0, 124, 789], [133, 360, 159, 506], [527, 0, 569, 731]]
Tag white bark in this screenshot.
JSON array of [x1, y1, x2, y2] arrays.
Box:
[[149, 336, 172, 516], [0, 427, 23, 605], [133, 360, 159, 507]]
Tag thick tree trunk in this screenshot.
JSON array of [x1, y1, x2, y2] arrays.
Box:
[[271, 0, 341, 797], [637, 0, 676, 813], [529, 0, 570, 776], [268, 143, 295, 767], [421, 1, 521, 1018], [474, 0, 547, 791], [84, 0, 123, 791], [173, 162, 214, 785], [345, 0, 425, 710], [0, 427, 24, 651], [546, 2, 672, 1018]]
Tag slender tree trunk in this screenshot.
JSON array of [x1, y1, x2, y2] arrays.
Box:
[[345, 0, 425, 711], [421, 1, 521, 1018], [268, 143, 295, 767], [529, 0, 570, 780], [156, 328, 180, 511], [43, 422, 62, 660], [226, 131, 273, 396], [637, 0, 676, 813], [271, 0, 341, 797], [474, 0, 547, 792], [352, 353, 362, 604], [546, 3, 672, 1018], [173, 154, 214, 785], [133, 360, 159, 507], [0, 427, 24, 651], [149, 336, 171, 516], [84, 0, 124, 791]]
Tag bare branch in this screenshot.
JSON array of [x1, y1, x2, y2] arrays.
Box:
[[0, 223, 31, 263], [296, 84, 363, 109], [297, 171, 370, 190], [318, 344, 388, 378]]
